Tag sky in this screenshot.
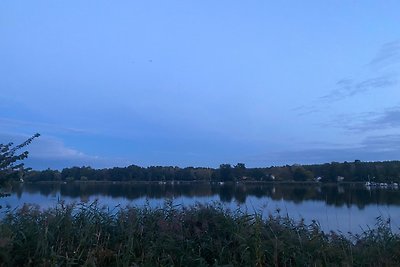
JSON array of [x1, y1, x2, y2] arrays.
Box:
[[1, 1, 400, 170]]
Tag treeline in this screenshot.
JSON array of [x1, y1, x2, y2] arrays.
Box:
[[24, 160, 400, 183]]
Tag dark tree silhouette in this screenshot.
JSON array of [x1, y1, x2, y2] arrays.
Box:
[[0, 133, 40, 187]]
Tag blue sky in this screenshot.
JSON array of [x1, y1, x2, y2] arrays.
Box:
[[1, 1, 400, 169]]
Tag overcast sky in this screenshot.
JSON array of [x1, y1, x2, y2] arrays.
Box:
[[1, 1, 400, 169]]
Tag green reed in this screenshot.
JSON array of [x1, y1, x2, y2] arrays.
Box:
[[0, 201, 399, 266]]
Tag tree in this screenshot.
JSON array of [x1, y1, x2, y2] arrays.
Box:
[[0, 133, 40, 187], [293, 167, 313, 181], [233, 163, 246, 180], [219, 164, 234, 181]]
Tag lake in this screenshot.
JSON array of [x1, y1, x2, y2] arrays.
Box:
[[1, 182, 400, 234]]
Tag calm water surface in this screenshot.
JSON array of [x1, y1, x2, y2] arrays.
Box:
[[1, 182, 400, 234]]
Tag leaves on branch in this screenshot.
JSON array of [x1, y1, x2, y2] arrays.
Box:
[[0, 133, 40, 185]]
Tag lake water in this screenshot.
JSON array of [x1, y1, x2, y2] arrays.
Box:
[[1, 182, 400, 234]]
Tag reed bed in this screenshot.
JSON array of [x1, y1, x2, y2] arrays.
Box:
[[0, 201, 399, 266]]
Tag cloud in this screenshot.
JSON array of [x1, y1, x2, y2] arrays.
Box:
[[248, 134, 400, 166], [370, 40, 400, 68], [28, 136, 131, 169], [295, 40, 400, 114], [27, 136, 89, 159], [355, 75, 396, 92], [291, 105, 320, 116], [0, 133, 129, 170], [332, 105, 400, 132], [362, 134, 400, 151], [319, 75, 397, 102], [358, 107, 400, 130], [296, 75, 397, 115]]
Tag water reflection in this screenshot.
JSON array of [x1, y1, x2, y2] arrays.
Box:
[[3, 182, 400, 234], [9, 182, 400, 209]]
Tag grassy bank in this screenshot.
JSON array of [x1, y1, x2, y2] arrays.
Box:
[[0, 202, 399, 266]]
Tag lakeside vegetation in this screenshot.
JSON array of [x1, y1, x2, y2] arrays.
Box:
[[2, 135, 400, 266], [24, 160, 400, 183], [0, 201, 399, 266]]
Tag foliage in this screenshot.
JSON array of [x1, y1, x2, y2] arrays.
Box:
[[0, 133, 40, 186], [25, 159, 400, 183], [0, 202, 399, 266], [292, 166, 313, 181], [219, 163, 234, 181]]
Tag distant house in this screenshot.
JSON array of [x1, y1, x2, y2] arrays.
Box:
[[337, 176, 345, 182], [270, 175, 276, 181], [315, 176, 322, 182]]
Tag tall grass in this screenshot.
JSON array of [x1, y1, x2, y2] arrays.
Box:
[[0, 201, 399, 266]]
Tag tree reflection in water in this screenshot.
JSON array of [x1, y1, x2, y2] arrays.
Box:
[[11, 182, 400, 208]]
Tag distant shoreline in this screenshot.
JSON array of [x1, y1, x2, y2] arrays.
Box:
[[23, 180, 366, 186], [23, 160, 400, 184]]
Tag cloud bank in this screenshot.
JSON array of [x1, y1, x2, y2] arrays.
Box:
[[251, 134, 400, 166], [0, 133, 129, 170]]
